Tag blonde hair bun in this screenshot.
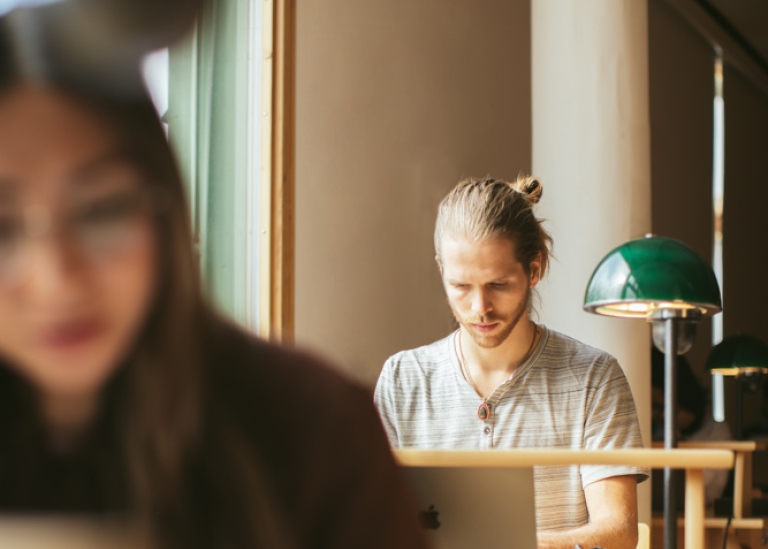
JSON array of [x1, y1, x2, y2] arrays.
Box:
[[511, 175, 543, 205]]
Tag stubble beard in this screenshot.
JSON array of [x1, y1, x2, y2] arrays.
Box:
[[453, 290, 531, 349]]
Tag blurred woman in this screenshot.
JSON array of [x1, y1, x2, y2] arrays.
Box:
[[0, 39, 428, 549]]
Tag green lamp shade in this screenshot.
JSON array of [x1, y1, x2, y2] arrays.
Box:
[[584, 235, 722, 318], [706, 334, 768, 376]]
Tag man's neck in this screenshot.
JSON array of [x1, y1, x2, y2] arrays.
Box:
[[460, 318, 538, 378]]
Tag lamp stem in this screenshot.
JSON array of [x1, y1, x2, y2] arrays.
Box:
[[664, 318, 678, 549]]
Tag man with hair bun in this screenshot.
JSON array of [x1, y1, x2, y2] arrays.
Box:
[[375, 175, 648, 549]]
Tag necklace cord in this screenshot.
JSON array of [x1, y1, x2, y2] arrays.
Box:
[[456, 323, 540, 401]]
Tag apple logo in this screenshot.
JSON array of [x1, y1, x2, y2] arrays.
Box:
[[417, 504, 441, 530]]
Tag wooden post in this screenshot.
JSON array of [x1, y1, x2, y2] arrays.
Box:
[[259, 0, 296, 343], [685, 468, 705, 549]]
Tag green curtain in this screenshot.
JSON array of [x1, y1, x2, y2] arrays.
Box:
[[166, 0, 263, 326]]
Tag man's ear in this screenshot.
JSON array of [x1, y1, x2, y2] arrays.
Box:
[[529, 254, 542, 288], [435, 255, 443, 274]]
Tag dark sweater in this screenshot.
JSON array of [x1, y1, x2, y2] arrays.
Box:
[[0, 325, 430, 549]]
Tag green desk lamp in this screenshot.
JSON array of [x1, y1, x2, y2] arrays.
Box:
[[584, 234, 722, 549], [706, 334, 768, 439]]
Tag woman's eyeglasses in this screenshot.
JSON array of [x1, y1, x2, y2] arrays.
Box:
[[0, 186, 162, 282]]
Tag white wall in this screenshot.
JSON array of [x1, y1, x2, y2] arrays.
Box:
[[295, 0, 531, 387], [532, 0, 652, 523]]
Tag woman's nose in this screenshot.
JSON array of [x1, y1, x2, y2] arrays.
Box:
[[16, 234, 88, 299]]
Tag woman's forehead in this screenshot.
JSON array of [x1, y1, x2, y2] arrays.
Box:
[[0, 85, 126, 197]]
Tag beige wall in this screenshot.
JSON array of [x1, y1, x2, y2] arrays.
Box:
[[294, 0, 531, 387]]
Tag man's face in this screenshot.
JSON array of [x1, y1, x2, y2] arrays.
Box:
[[439, 236, 540, 349]]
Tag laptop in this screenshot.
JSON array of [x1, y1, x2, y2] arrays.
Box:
[[402, 466, 537, 549]]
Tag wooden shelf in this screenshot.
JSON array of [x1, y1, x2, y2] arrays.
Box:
[[651, 440, 767, 452], [652, 516, 766, 530], [651, 440, 766, 519], [394, 448, 734, 469]]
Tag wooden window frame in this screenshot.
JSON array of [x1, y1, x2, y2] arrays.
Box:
[[258, 0, 295, 343]]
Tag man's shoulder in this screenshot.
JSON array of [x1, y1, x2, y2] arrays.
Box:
[[542, 327, 619, 367]]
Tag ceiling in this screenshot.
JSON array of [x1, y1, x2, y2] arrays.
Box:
[[705, 0, 768, 71]]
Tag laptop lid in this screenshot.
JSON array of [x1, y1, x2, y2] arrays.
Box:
[[402, 465, 537, 549]]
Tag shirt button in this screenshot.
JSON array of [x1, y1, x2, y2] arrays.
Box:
[[483, 426, 491, 435]]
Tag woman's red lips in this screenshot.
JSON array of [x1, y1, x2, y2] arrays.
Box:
[[39, 319, 104, 350]]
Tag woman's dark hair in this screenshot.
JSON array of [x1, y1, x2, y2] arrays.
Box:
[[0, 45, 292, 548], [651, 347, 708, 437]]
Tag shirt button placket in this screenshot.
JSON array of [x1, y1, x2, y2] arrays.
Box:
[[480, 420, 493, 449]]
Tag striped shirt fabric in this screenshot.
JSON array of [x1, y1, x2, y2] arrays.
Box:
[[374, 325, 649, 531]]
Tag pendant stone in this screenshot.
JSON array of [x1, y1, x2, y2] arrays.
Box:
[[477, 402, 490, 421]]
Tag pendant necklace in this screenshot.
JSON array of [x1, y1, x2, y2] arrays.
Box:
[[456, 324, 539, 421]]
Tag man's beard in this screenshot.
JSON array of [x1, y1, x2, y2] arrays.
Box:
[[452, 291, 530, 349]]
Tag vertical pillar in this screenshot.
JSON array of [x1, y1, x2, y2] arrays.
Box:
[[532, 0, 652, 524]]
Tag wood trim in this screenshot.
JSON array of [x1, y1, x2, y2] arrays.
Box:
[[257, 0, 274, 338], [258, 0, 295, 342], [269, 0, 296, 344]]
